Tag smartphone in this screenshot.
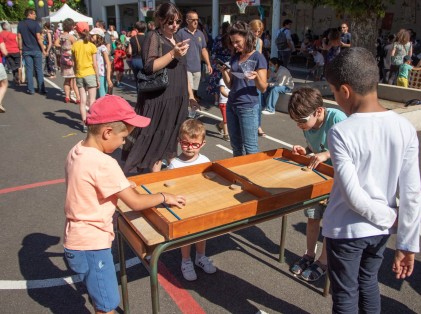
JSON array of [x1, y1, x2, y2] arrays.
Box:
[[216, 58, 230, 69], [180, 38, 190, 46]]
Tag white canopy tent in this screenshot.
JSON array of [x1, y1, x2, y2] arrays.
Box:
[[41, 4, 93, 25]]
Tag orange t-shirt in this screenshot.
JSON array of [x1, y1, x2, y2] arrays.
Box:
[[64, 141, 130, 250]]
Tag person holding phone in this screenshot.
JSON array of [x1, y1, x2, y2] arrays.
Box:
[[122, 2, 197, 174], [178, 11, 212, 102], [220, 21, 267, 157]]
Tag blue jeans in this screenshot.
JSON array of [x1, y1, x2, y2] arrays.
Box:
[[263, 85, 291, 112], [326, 235, 390, 314], [23, 50, 45, 93], [131, 57, 143, 91], [227, 103, 259, 156], [278, 50, 292, 68]]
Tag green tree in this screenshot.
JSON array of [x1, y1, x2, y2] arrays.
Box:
[[50, 0, 87, 14], [0, 1, 26, 21], [293, 0, 394, 53]]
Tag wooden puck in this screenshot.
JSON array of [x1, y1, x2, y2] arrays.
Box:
[[164, 181, 176, 187], [229, 184, 242, 191], [203, 172, 216, 180], [301, 167, 311, 172]]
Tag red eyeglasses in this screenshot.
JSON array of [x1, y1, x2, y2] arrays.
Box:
[[179, 140, 204, 149]]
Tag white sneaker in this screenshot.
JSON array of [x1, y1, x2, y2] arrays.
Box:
[[195, 256, 217, 274], [181, 260, 197, 281], [262, 110, 275, 115]]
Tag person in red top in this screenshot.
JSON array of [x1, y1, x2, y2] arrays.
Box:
[[0, 22, 20, 85], [113, 40, 126, 87], [0, 35, 9, 113]]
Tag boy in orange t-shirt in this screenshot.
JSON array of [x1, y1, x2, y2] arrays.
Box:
[[63, 95, 186, 314]]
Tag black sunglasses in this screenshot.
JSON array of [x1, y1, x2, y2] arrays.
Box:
[[167, 19, 182, 25]]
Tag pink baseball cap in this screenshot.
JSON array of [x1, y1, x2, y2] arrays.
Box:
[[86, 95, 150, 127], [75, 22, 89, 34]]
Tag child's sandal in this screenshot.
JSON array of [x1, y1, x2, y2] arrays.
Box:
[[290, 254, 314, 275], [300, 261, 327, 282]]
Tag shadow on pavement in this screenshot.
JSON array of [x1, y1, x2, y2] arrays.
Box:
[[19, 233, 90, 314]]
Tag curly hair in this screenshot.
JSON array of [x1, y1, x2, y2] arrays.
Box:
[[228, 21, 255, 54], [325, 47, 378, 95], [394, 29, 410, 45]]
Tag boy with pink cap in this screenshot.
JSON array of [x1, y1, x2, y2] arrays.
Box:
[[63, 95, 186, 313]]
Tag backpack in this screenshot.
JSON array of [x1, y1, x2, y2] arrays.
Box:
[[275, 28, 288, 51]]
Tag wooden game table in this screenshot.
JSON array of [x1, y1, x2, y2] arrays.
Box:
[[117, 149, 334, 314]]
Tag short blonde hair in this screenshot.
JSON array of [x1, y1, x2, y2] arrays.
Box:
[[249, 19, 264, 37], [88, 121, 129, 135], [178, 119, 206, 140]]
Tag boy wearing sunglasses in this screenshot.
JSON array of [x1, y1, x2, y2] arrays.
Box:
[[287, 87, 346, 282], [168, 119, 217, 281]]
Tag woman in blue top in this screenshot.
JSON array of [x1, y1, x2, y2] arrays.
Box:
[[220, 21, 267, 156]]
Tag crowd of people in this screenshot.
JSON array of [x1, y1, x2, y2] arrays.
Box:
[[0, 4, 420, 314]]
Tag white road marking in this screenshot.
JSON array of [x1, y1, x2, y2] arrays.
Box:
[[0, 257, 141, 290], [216, 144, 233, 154], [44, 77, 63, 91], [120, 81, 137, 89], [264, 135, 293, 149]]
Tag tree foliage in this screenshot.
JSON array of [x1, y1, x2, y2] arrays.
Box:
[[0, 0, 87, 21]]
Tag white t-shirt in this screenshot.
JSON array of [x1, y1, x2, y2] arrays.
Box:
[[219, 78, 230, 104], [96, 45, 108, 77], [323, 110, 421, 253], [268, 66, 294, 89], [168, 154, 210, 169], [313, 52, 324, 66]]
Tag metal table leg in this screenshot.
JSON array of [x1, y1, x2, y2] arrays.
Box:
[[117, 229, 130, 314], [278, 215, 288, 263]]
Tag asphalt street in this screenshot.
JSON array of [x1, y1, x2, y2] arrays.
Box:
[[0, 70, 420, 314]]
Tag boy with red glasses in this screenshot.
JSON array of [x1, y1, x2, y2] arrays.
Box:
[[287, 87, 346, 282], [168, 119, 217, 281]]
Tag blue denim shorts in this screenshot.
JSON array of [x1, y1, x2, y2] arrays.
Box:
[[64, 248, 120, 312], [304, 200, 327, 219]]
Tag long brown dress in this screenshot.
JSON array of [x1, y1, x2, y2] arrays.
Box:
[[122, 29, 188, 173]]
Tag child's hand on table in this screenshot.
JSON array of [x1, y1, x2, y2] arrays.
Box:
[[307, 151, 329, 169], [163, 193, 186, 209], [292, 145, 306, 155]]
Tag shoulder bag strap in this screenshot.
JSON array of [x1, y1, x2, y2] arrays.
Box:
[[134, 35, 141, 56]]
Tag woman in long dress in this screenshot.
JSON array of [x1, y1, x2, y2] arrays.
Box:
[[122, 2, 195, 173]]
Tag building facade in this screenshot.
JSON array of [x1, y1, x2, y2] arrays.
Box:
[[86, 0, 420, 42]]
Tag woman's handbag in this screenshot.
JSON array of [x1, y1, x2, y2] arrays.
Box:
[[18, 58, 26, 84], [137, 68, 169, 93], [137, 32, 169, 93], [60, 52, 73, 67]]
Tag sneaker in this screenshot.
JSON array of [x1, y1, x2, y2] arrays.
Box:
[[262, 110, 275, 115], [223, 134, 230, 142], [26, 90, 35, 95], [0, 104, 5, 113], [195, 255, 216, 274], [82, 125, 88, 133], [181, 260, 197, 281]]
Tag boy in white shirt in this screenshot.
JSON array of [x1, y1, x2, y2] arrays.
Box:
[[309, 49, 324, 81], [168, 119, 217, 281], [324, 47, 421, 313]]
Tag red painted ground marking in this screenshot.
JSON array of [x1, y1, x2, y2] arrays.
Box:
[[1, 179, 204, 313], [158, 261, 206, 314], [0, 178, 65, 195]]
